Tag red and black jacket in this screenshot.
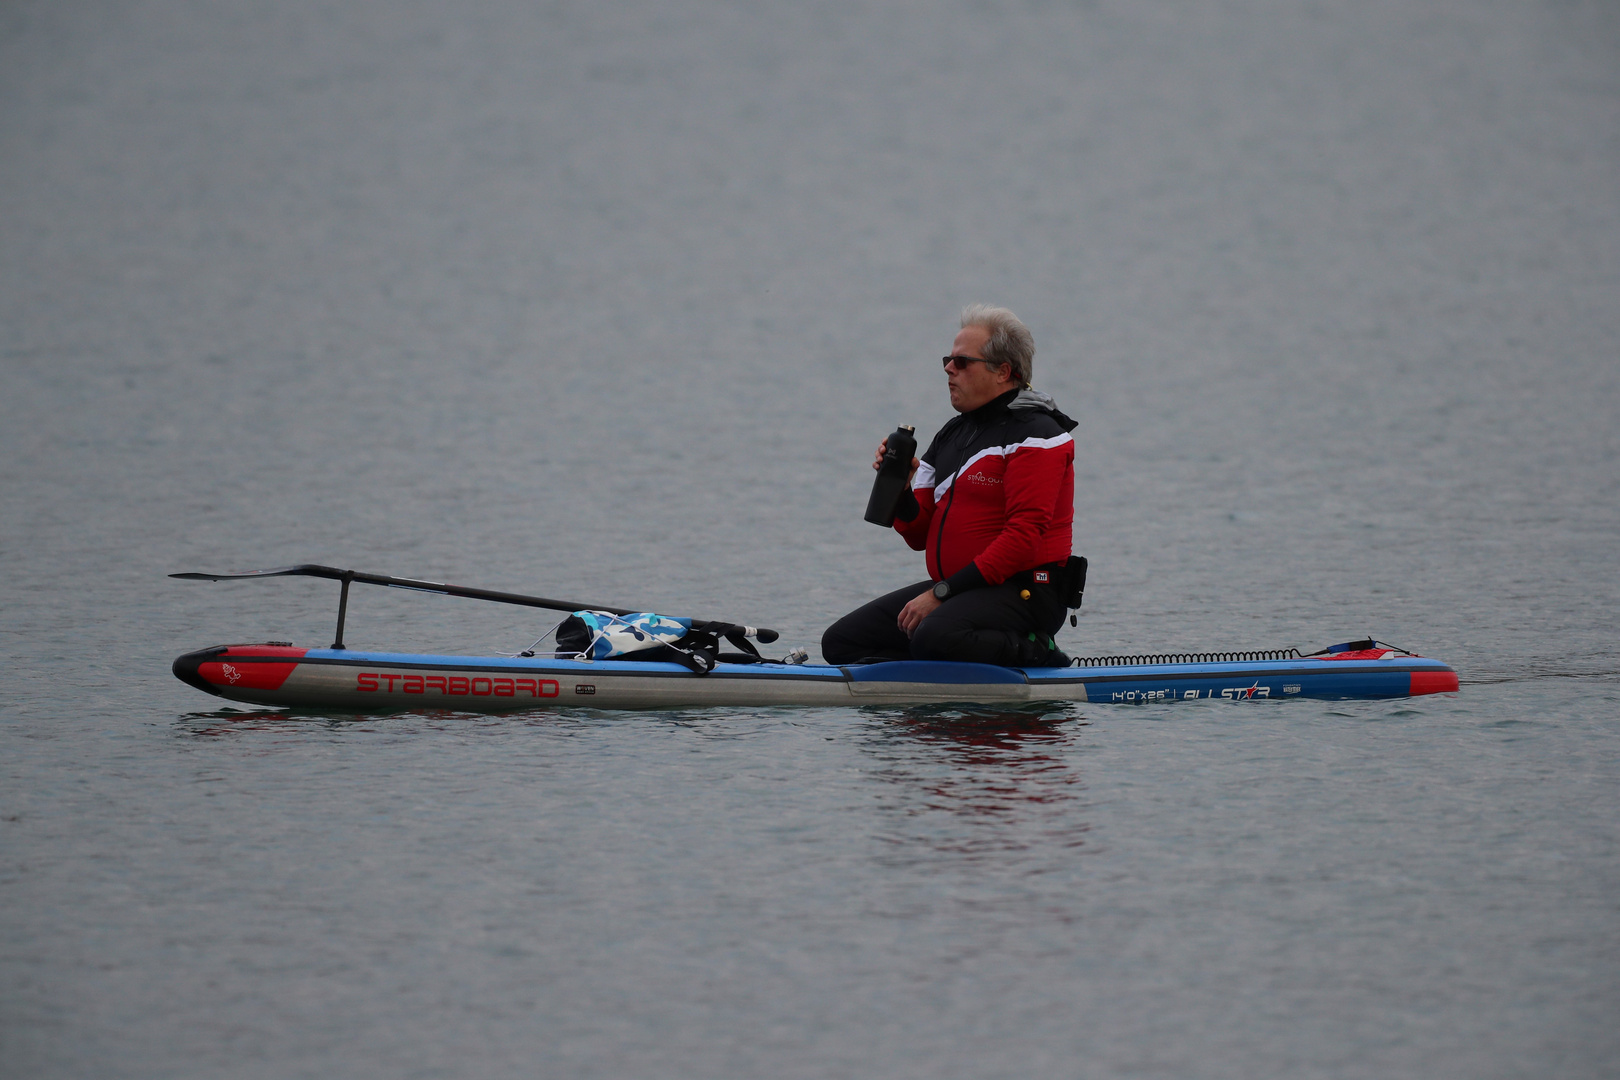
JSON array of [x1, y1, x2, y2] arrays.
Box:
[[895, 388, 1076, 593]]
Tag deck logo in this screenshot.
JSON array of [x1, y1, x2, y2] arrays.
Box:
[[356, 673, 560, 698], [221, 663, 242, 684]]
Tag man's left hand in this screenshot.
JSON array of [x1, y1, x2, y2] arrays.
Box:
[[897, 589, 943, 636]]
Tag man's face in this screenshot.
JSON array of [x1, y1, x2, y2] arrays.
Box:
[[945, 324, 1015, 413]]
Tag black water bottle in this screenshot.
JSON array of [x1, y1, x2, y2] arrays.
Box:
[[864, 425, 918, 526]]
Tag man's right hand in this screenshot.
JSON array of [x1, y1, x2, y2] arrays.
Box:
[[873, 438, 920, 483]]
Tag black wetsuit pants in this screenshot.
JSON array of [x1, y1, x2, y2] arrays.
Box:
[[821, 580, 1066, 667]]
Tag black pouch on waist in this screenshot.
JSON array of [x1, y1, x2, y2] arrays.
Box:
[[1059, 555, 1088, 609]]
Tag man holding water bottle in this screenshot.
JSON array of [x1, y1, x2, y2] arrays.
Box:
[[821, 304, 1079, 668]]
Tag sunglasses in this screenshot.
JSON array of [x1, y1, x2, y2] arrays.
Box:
[[942, 355, 1007, 372]]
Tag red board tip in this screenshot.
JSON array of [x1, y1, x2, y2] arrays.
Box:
[[1410, 670, 1460, 696]]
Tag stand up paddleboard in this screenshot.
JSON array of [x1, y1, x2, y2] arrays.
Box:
[[168, 563, 1456, 711], [173, 641, 1457, 711]]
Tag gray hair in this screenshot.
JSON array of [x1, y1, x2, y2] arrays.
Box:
[[960, 303, 1035, 388]]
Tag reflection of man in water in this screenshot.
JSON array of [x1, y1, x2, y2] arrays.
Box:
[[822, 305, 1077, 668]]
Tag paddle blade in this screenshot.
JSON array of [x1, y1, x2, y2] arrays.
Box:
[[170, 564, 347, 582]]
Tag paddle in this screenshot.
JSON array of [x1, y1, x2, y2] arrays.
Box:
[[171, 564, 780, 650]]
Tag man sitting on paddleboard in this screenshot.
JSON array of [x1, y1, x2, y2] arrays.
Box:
[[822, 304, 1078, 668]]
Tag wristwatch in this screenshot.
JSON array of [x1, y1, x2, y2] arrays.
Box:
[[932, 580, 952, 601]]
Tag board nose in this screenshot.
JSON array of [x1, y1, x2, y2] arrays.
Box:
[[172, 645, 229, 696]]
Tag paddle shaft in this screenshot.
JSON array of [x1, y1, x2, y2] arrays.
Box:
[[171, 564, 779, 648]]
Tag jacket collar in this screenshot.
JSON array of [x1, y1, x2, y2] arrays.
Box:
[[960, 387, 1077, 432], [962, 388, 1022, 423]]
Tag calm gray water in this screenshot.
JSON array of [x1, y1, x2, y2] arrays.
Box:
[[2, 0, 1617, 1076]]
